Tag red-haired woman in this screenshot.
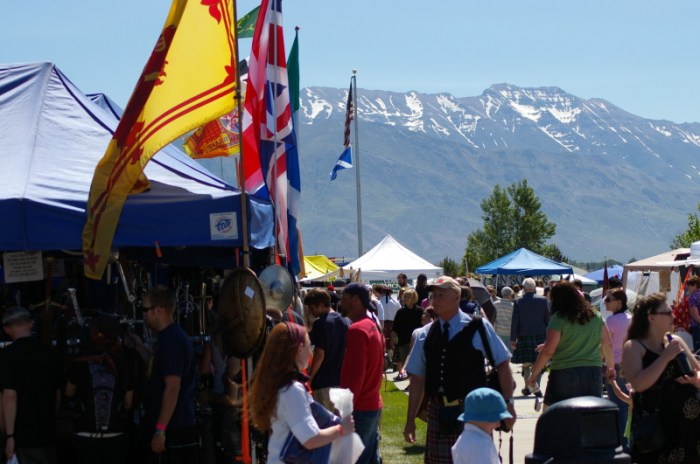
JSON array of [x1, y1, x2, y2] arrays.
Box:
[[249, 322, 354, 464]]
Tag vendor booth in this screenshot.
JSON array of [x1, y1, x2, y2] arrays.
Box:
[[0, 62, 273, 255]]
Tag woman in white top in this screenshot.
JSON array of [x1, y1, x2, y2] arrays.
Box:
[[249, 322, 354, 464], [603, 288, 632, 451]]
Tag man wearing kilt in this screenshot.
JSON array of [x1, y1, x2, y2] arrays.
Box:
[[510, 278, 550, 396], [403, 276, 516, 463]]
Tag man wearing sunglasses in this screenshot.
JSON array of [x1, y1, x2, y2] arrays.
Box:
[[141, 287, 199, 464]]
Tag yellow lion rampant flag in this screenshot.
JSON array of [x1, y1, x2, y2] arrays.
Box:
[[82, 0, 237, 279]]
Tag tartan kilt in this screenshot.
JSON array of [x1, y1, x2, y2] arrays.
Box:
[[425, 398, 460, 464], [512, 334, 545, 364]]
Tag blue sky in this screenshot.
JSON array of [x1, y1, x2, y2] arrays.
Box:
[[2, 0, 699, 123]]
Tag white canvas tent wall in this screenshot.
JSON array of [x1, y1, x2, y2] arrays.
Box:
[[341, 235, 443, 281], [623, 247, 691, 302]]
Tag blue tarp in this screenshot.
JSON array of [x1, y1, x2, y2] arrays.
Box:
[[0, 62, 274, 252], [475, 248, 573, 275], [584, 265, 624, 284]]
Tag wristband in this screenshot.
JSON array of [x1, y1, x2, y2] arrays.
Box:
[[337, 424, 344, 437], [156, 423, 167, 432]]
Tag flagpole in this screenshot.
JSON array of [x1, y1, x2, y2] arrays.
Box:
[[352, 71, 363, 256], [233, 3, 250, 269], [271, 0, 281, 266]]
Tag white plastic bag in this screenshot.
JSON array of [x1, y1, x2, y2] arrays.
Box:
[[329, 388, 365, 464]]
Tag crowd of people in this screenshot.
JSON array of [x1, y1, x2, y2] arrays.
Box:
[[0, 271, 699, 464]]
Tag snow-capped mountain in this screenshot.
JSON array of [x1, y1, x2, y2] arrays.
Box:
[[202, 84, 700, 265]]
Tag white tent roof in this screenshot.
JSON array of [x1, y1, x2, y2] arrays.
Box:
[[624, 247, 691, 271], [342, 235, 443, 281]]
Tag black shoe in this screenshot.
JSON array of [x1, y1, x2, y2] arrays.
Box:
[[534, 391, 543, 398], [521, 387, 531, 396]]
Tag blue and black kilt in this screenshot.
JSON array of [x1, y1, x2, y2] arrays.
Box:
[[511, 334, 545, 364]]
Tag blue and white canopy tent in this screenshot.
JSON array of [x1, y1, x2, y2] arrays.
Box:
[[0, 62, 274, 265], [475, 248, 573, 276]]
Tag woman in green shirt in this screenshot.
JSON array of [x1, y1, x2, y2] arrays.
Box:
[[527, 281, 615, 410]]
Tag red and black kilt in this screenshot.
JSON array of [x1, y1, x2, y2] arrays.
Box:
[[425, 397, 460, 464], [383, 320, 394, 350], [512, 334, 545, 364]]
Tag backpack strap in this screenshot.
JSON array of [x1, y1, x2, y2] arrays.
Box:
[[471, 315, 497, 368]]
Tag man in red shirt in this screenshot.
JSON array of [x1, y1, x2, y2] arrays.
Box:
[[340, 283, 384, 464]]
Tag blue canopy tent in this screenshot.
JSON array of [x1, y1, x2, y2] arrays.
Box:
[[584, 265, 624, 284], [475, 248, 573, 275], [0, 62, 274, 259]]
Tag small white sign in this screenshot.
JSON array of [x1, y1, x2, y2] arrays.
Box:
[[209, 212, 238, 241], [3, 251, 44, 283], [244, 286, 255, 300]]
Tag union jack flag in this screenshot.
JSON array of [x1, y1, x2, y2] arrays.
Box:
[[242, 0, 300, 274]]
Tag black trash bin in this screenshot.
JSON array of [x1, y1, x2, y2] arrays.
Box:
[[525, 396, 630, 463]]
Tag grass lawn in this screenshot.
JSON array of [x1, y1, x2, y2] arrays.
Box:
[[380, 379, 426, 463]]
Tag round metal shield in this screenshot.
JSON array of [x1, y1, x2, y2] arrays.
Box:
[[217, 268, 267, 358]]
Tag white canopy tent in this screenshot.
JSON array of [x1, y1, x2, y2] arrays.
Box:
[[343, 235, 443, 281], [622, 247, 692, 303], [308, 235, 443, 282]]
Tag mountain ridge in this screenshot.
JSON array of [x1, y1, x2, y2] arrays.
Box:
[[200, 84, 700, 265]]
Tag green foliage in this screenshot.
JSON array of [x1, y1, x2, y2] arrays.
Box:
[[670, 203, 700, 249], [438, 256, 463, 277], [464, 179, 558, 271], [379, 380, 426, 463]]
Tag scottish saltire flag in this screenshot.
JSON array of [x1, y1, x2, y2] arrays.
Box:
[[330, 145, 352, 181], [83, 0, 238, 279], [330, 79, 354, 181], [242, 0, 301, 274]]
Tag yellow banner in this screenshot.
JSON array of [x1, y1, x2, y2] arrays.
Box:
[[83, 0, 237, 279]]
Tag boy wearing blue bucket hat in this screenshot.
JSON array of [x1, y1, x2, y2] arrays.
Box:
[[451, 388, 513, 464]]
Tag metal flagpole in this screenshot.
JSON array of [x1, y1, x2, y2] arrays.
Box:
[[352, 71, 363, 256], [232, 0, 250, 269], [271, 0, 280, 265]]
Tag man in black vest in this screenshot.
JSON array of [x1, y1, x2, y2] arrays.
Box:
[[403, 276, 516, 463]]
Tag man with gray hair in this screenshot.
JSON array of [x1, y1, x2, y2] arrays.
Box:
[[1, 307, 62, 463], [494, 287, 515, 351], [510, 278, 550, 396]]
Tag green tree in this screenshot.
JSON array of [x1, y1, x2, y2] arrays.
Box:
[[671, 203, 700, 249], [464, 179, 558, 271], [438, 256, 462, 277]]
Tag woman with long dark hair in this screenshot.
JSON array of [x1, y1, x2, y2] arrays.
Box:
[[527, 281, 615, 410], [621, 293, 700, 463], [249, 322, 354, 464]]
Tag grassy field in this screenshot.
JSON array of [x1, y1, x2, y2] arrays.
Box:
[[379, 379, 426, 463]]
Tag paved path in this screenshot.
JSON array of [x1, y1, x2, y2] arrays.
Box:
[[390, 362, 550, 462]]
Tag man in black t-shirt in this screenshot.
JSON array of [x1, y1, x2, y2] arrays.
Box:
[[141, 287, 199, 464], [305, 288, 350, 411], [0, 306, 62, 464]]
